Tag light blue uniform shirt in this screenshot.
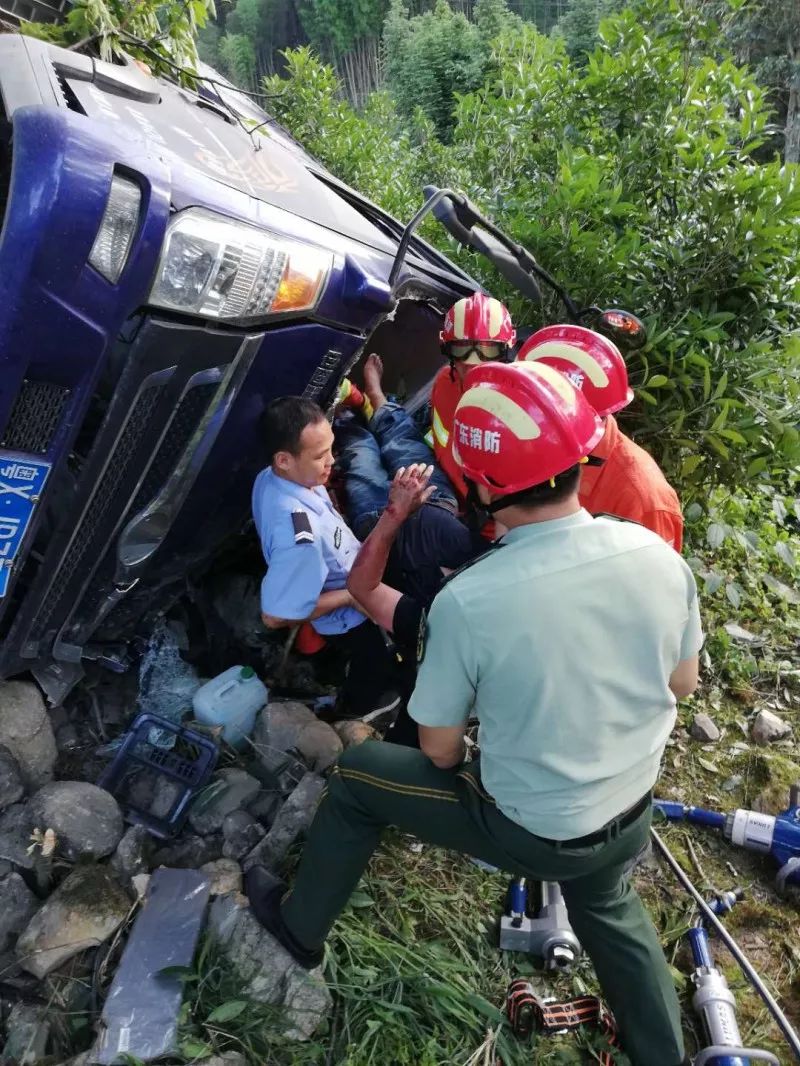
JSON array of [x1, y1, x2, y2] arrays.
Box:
[[252, 467, 365, 636], [408, 510, 703, 840]]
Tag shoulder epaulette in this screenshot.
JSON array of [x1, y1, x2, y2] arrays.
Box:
[[291, 509, 314, 544]]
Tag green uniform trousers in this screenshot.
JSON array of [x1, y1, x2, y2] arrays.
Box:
[[281, 740, 684, 1066]]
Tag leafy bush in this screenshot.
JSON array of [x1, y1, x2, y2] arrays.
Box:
[[265, 0, 800, 490]]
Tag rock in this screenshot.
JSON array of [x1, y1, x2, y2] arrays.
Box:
[[0, 872, 38, 952], [201, 858, 242, 897], [0, 745, 24, 809], [222, 809, 265, 861], [16, 865, 129, 979], [0, 681, 57, 790], [255, 702, 342, 773], [131, 873, 150, 899], [189, 769, 262, 836], [333, 720, 378, 749], [110, 825, 152, 886], [243, 772, 325, 872], [54, 723, 80, 752], [208, 893, 331, 1040], [0, 803, 36, 869], [29, 782, 123, 861], [195, 1054, 247, 1066], [690, 713, 721, 743], [751, 708, 792, 745], [152, 833, 222, 869], [247, 790, 283, 827], [1, 1002, 50, 1064]]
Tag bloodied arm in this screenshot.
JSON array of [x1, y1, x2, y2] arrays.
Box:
[[346, 464, 435, 630]]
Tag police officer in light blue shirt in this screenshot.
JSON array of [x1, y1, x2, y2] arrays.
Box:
[[252, 396, 403, 721]]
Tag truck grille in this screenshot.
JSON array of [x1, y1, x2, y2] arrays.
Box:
[[31, 380, 166, 637], [128, 382, 218, 516], [0, 380, 71, 455]]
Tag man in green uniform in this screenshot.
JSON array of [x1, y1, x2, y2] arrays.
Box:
[[245, 361, 701, 1066]]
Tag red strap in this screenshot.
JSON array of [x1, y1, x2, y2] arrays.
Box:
[[505, 979, 620, 1065]]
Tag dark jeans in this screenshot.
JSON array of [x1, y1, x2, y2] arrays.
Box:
[[335, 402, 457, 529], [281, 743, 685, 1066], [335, 405, 481, 604]]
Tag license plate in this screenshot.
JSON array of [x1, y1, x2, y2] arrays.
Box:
[[0, 454, 51, 597]]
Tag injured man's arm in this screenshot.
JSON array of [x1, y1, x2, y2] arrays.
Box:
[[347, 464, 434, 630], [261, 588, 356, 629]]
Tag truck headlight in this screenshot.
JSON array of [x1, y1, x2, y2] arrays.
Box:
[[89, 175, 141, 283], [149, 209, 332, 323]]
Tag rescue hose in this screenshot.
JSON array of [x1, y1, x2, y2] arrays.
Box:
[[650, 827, 800, 1061]]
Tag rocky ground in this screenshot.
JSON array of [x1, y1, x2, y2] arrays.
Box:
[[0, 639, 375, 1065]]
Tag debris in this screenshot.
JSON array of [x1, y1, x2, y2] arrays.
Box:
[[333, 719, 378, 749], [0, 681, 57, 790], [152, 834, 222, 870], [690, 713, 721, 743], [255, 701, 342, 773], [189, 768, 262, 836], [93, 868, 210, 1065], [243, 772, 325, 872], [201, 858, 242, 897], [132, 873, 150, 900], [0, 872, 38, 952], [222, 809, 266, 862], [137, 620, 201, 740], [0, 1002, 50, 1065], [98, 713, 219, 839], [723, 623, 766, 646], [195, 1054, 247, 1066], [111, 825, 153, 888], [28, 781, 123, 861], [751, 708, 792, 746], [17, 865, 130, 979], [0, 745, 24, 810], [696, 757, 719, 773], [208, 893, 331, 1040]]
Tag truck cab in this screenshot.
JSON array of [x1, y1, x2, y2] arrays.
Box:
[[0, 35, 479, 702]]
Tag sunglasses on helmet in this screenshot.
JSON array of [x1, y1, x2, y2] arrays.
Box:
[[445, 340, 506, 361]]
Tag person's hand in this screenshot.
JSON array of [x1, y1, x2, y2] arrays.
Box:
[[386, 464, 435, 523]]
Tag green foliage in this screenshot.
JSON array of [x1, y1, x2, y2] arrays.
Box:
[[552, 0, 624, 61], [267, 0, 800, 488], [219, 31, 258, 88], [20, 0, 214, 78], [383, 0, 493, 137]]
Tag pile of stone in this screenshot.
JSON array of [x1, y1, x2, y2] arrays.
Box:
[[0, 680, 373, 1065]]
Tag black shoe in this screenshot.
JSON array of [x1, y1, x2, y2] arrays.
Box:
[[243, 865, 324, 970]]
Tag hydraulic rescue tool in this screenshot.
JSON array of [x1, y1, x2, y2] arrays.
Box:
[[687, 888, 779, 1066], [653, 785, 800, 893], [499, 878, 581, 970]]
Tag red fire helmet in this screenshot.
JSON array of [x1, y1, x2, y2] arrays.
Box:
[[452, 361, 603, 494], [517, 324, 633, 417]]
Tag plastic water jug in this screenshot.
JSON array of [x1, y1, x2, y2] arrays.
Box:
[[192, 666, 268, 749]]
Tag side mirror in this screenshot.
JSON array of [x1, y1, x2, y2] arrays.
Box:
[[425, 186, 542, 304], [594, 309, 647, 350]]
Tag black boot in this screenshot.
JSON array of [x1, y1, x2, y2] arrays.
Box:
[[243, 865, 324, 970]]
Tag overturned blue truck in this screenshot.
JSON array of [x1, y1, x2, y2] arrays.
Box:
[[0, 33, 640, 705], [0, 35, 498, 704]]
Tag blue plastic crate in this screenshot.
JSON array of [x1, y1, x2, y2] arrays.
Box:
[[98, 713, 219, 839]]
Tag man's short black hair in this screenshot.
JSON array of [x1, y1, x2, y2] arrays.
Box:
[[499, 464, 581, 510], [262, 396, 327, 464]]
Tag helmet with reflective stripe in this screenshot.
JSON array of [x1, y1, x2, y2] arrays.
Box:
[[516, 324, 633, 417], [452, 361, 603, 494], [440, 292, 516, 364]]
